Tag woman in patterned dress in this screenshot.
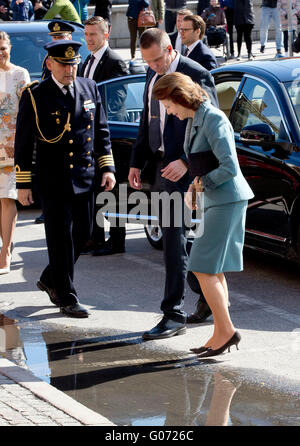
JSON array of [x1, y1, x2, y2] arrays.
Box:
[[0, 31, 30, 274]]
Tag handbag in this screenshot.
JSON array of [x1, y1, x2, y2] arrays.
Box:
[[0, 148, 14, 169], [137, 7, 156, 28], [188, 150, 219, 177]]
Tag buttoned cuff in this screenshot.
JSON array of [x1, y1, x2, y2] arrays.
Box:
[[201, 174, 215, 190]]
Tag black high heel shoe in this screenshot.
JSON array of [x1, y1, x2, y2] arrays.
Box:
[[197, 331, 241, 358], [190, 346, 209, 354]]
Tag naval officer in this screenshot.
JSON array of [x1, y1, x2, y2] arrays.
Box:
[[14, 41, 116, 318], [41, 20, 76, 81]]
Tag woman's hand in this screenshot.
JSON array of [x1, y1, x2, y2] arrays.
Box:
[[185, 177, 204, 210], [185, 183, 195, 210]]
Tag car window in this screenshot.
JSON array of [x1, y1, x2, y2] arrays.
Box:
[[231, 77, 283, 141], [9, 31, 88, 80], [215, 80, 240, 118], [98, 77, 145, 123], [284, 80, 300, 126]]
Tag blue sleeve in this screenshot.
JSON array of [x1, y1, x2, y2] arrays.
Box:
[[201, 112, 238, 190]]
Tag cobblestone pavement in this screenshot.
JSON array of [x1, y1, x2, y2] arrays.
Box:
[[0, 358, 115, 426], [0, 373, 82, 426]]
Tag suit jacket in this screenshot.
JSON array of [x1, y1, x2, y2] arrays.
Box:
[[184, 101, 254, 208], [169, 31, 186, 54], [14, 76, 114, 195], [80, 46, 128, 83], [169, 31, 178, 49], [187, 40, 218, 71], [130, 55, 218, 174], [80, 46, 129, 122]]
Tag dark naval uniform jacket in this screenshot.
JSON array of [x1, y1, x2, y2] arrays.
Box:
[[14, 75, 115, 306], [14, 75, 115, 194]]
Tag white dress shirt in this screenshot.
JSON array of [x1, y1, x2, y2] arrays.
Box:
[[51, 73, 74, 95], [148, 51, 181, 152], [185, 40, 200, 57], [84, 42, 109, 79]]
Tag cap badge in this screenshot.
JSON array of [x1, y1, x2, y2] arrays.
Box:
[[53, 23, 61, 32], [65, 46, 75, 58]]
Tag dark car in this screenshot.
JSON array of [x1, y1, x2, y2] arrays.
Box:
[[98, 58, 300, 265], [0, 20, 89, 80]]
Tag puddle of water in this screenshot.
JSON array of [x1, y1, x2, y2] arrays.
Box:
[[1, 315, 300, 426]]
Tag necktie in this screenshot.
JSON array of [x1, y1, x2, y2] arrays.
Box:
[[149, 75, 163, 154], [85, 54, 95, 79], [64, 85, 75, 110], [183, 46, 189, 57]]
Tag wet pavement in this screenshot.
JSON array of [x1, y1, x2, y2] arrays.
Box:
[[1, 44, 300, 427], [1, 316, 300, 427]]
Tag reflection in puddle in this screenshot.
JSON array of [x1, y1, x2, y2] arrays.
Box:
[[1, 316, 300, 426]]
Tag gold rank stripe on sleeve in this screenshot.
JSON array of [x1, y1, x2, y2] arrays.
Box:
[[98, 153, 115, 169], [15, 165, 32, 183]]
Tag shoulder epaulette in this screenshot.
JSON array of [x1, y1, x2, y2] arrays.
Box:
[[26, 80, 39, 90], [20, 80, 39, 96]]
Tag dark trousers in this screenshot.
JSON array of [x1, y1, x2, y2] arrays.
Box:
[[94, 0, 112, 24], [91, 185, 126, 247], [150, 159, 190, 323], [283, 30, 295, 52], [164, 10, 177, 33], [235, 24, 254, 55], [39, 189, 94, 306], [225, 7, 234, 55], [127, 17, 146, 59]]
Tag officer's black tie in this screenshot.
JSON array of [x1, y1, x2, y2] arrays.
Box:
[[63, 85, 75, 110], [85, 54, 95, 79], [149, 74, 163, 154]]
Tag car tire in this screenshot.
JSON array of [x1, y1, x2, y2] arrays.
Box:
[[144, 224, 163, 250]]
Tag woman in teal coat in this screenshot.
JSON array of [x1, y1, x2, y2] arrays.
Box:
[[153, 72, 254, 358]]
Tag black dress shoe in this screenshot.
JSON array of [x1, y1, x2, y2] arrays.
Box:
[[35, 214, 44, 224], [92, 239, 125, 256], [60, 303, 89, 318], [142, 317, 186, 340], [187, 300, 212, 324], [81, 240, 105, 255], [37, 280, 60, 307]]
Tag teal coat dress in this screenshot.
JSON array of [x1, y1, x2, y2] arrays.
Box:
[[185, 100, 254, 274]]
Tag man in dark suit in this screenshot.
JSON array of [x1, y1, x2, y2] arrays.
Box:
[[128, 28, 217, 340], [14, 41, 116, 318], [80, 15, 129, 256], [180, 14, 218, 71], [168, 8, 193, 53]]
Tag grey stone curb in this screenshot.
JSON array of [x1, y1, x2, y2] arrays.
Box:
[[0, 357, 115, 426]]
